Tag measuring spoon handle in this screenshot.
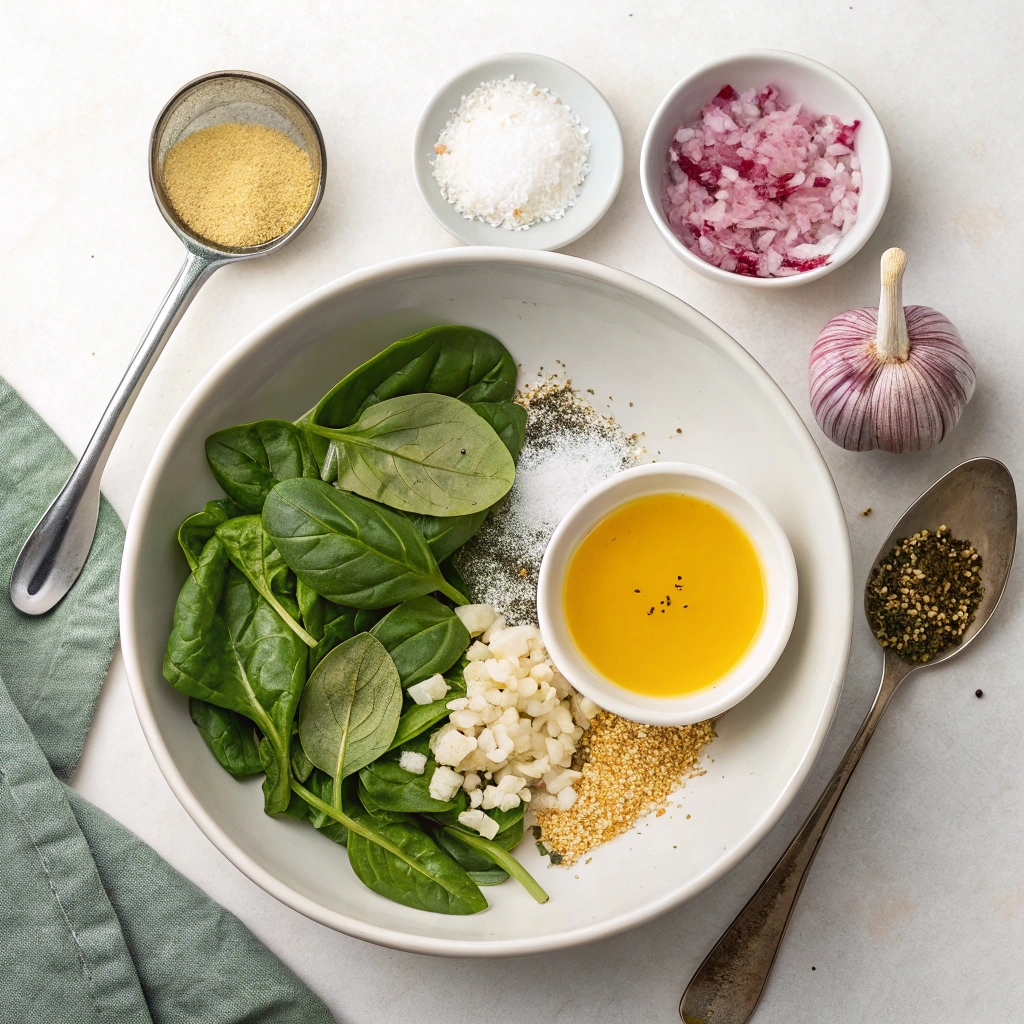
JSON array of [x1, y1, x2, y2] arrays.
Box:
[[679, 652, 910, 1024], [10, 247, 220, 615]]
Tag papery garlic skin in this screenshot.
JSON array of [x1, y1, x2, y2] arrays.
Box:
[[809, 250, 976, 454]]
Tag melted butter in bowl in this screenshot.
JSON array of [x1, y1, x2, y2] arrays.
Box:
[[538, 463, 797, 726], [564, 493, 765, 698]]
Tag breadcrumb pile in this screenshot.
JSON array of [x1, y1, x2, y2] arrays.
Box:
[[533, 711, 714, 866]]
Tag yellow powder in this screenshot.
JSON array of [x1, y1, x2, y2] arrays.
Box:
[[533, 711, 715, 866], [161, 122, 315, 248]]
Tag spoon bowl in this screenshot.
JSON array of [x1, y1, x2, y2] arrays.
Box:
[[680, 457, 1016, 1024], [865, 457, 1016, 669]]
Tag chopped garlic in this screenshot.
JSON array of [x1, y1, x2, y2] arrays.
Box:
[[399, 750, 427, 775], [458, 808, 500, 840], [455, 604, 497, 636], [428, 766, 464, 802], [407, 673, 450, 706]]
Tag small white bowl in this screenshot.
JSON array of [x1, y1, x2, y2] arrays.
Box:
[[640, 49, 891, 288], [413, 52, 623, 250], [537, 463, 798, 725]]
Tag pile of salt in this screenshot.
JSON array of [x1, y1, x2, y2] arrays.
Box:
[[432, 76, 590, 231]]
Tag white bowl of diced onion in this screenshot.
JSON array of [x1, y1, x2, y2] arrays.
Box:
[[640, 49, 891, 287]]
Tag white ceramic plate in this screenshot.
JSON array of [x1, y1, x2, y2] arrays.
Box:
[[413, 53, 624, 250], [121, 248, 852, 957]]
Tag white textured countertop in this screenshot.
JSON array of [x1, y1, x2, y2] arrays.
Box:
[[5, 3, 1023, 1020]]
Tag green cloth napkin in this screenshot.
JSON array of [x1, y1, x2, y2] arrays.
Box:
[[0, 378, 335, 1024]]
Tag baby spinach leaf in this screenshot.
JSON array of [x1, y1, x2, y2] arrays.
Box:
[[290, 728, 314, 783], [309, 325, 517, 433], [387, 675, 466, 751], [163, 538, 307, 814], [262, 478, 465, 607], [177, 499, 241, 572], [469, 401, 528, 462], [296, 578, 324, 641], [359, 744, 468, 815], [439, 557, 472, 606], [427, 801, 523, 850], [441, 827, 548, 905], [298, 633, 402, 814], [404, 508, 489, 563], [206, 419, 317, 514], [291, 780, 487, 914], [188, 698, 263, 776], [310, 605, 358, 670], [306, 394, 515, 518], [215, 516, 316, 647], [432, 827, 509, 884], [369, 596, 470, 686], [354, 607, 386, 632], [346, 810, 487, 915]]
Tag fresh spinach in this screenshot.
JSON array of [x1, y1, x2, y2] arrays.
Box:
[[404, 508, 489, 563], [298, 633, 402, 818], [290, 781, 487, 914], [310, 605, 358, 670], [433, 828, 509, 885], [346, 809, 487, 915], [296, 578, 324, 641], [306, 394, 515, 518], [359, 737, 468, 815], [439, 557, 471, 605], [469, 401, 528, 462], [441, 827, 548, 905], [369, 596, 470, 686], [163, 537, 307, 813], [189, 698, 263, 776], [215, 516, 316, 647], [262, 478, 465, 607], [205, 419, 318, 514], [177, 499, 241, 572], [307, 325, 517, 450]]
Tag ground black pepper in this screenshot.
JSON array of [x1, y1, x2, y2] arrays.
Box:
[[866, 525, 983, 663]]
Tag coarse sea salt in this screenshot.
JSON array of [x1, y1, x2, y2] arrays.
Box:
[[459, 379, 637, 624], [432, 76, 590, 230], [662, 84, 861, 278]]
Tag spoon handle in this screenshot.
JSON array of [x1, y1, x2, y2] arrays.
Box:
[[679, 652, 910, 1024], [10, 247, 219, 616]]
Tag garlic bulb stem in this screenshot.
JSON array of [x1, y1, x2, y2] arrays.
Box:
[[875, 247, 911, 363]]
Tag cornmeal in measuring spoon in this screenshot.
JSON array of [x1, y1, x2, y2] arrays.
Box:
[[563, 493, 765, 697]]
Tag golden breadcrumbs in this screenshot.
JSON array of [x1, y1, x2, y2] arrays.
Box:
[[533, 711, 714, 866], [162, 122, 315, 248]]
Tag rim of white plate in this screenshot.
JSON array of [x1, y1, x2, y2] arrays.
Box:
[[120, 247, 852, 957]]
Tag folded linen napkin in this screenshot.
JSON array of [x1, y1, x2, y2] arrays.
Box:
[[0, 378, 334, 1024]]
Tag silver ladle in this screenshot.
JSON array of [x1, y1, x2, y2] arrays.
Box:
[[679, 457, 1016, 1024], [10, 70, 326, 615]]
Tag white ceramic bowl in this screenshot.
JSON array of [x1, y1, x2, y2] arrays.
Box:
[[538, 463, 798, 726], [640, 49, 891, 288], [413, 52, 623, 250], [121, 248, 852, 956]]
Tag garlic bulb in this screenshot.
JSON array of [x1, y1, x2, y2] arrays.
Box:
[[809, 248, 976, 453]]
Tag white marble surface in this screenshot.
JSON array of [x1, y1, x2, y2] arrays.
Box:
[[4, 3, 1023, 1020]]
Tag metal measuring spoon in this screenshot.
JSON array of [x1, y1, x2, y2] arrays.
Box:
[[10, 71, 326, 615], [679, 457, 1016, 1024]]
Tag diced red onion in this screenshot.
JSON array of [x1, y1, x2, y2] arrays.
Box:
[[661, 85, 861, 278]]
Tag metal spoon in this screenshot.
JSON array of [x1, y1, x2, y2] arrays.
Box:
[[679, 457, 1016, 1024], [10, 70, 326, 615]]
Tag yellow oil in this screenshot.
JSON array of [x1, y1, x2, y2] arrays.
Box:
[[563, 493, 765, 697]]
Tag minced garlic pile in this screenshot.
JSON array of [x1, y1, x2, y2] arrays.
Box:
[[424, 604, 600, 839], [533, 711, 715, 866]]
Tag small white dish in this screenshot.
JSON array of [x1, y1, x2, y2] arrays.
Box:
[[640, 49, 891, 288], [413, 53, 623, 250], [538, 463, 798, 726]]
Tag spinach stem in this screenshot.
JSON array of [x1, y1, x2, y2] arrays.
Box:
[[291, 779, 474, 902], [443, 827, 549, 904], [437, 579, 468, 605]]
